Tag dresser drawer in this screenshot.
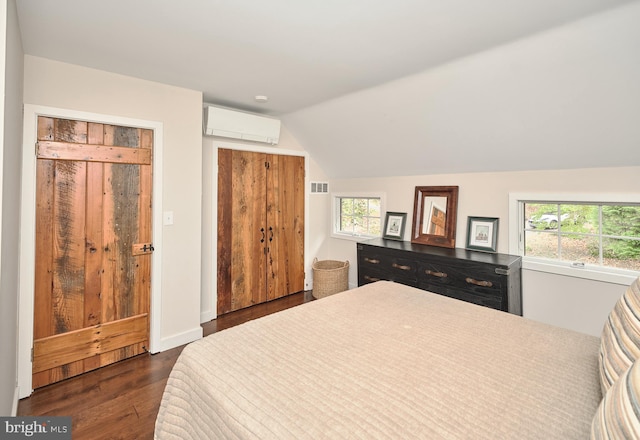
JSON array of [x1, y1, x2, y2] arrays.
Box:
[[358, 267, 419, 287], [417, 261, 504, 296], [358, 250, 418, 284]]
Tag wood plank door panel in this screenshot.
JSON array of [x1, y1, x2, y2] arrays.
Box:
[[266, 154, 305, 301], [33, 117, 153, 388], [217, 149, 267, 314], [217, 149, 305, 315]]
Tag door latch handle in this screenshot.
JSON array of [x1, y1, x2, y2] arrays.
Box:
[[132, 243, 155, 256]]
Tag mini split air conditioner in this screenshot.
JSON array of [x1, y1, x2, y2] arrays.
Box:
[[203, 105, 281, 145]]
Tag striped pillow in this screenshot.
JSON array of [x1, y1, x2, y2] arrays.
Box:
[[591, 359, 640, 439], [599, 277, 640, 394]]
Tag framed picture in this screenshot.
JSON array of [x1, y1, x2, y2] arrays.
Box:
[[383, 212, 407, 240], [466, 217, 499, 252]]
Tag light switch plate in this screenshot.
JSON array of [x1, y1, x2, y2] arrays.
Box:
[[163, 211, 174, 225]]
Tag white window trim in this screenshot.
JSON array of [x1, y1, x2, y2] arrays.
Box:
[[331, 192, 386, 242], [509, 192, 640, 285]]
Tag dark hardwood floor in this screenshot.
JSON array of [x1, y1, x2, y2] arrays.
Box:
[[18, 291, 314, 440]]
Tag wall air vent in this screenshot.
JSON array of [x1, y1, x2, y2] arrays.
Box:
[[311, 182, 329, 194]]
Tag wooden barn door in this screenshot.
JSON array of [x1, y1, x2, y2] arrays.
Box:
[[217, 149, 304, 314], [217, 149, 268, 312], [32, 116, 153, 389], [265, 153, 305, 301]]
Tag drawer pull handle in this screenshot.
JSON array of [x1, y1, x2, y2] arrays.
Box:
[[364, 275, 381, 282], [425, 270, 447, 278], [466, 277, 493, 288], [392, 263, 411, 271], [364, 257, 380, 264]]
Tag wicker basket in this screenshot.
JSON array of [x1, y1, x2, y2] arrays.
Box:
[[312, 258, 349, 299]]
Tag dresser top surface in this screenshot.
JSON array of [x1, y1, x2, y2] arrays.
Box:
[[358, 238, 521, 267]]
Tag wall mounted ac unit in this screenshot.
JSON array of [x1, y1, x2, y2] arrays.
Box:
[[203, 105, 281, 145]]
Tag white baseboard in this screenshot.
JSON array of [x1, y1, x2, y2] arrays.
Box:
[[12, 385, 19, 416], [157, 327, 203, 353], [200, 309, 216, 324]]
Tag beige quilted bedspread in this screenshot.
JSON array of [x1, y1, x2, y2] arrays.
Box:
[[155, 281, 601, 439]]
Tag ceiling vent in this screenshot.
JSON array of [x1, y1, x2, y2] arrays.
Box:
[[203, 105, 281, 145]]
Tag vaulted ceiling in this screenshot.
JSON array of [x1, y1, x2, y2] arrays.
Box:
[[16, 0, 640, 177]]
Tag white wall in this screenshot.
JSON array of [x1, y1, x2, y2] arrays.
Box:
[[200, 125, 330, 322], [0, 0, 23, 416], [22, 57, 203, 354], [328, 166, 640, 336], [284, 2, 640, 179], [522, 270, 624, 336]]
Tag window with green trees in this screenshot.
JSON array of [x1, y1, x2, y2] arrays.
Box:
[[523, 202, 640, 271], [334, 196, 382, 238]]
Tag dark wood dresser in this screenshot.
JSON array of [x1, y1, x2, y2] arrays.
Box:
[[357, 238, 522, 315]]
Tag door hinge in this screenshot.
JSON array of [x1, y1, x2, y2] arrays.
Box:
[[495, 268, 510, 275], [31, 347, 34, 362]]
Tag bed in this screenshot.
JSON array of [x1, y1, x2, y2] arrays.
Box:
[[155, 279, 640, 439]]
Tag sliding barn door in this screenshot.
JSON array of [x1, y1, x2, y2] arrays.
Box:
[[33, 116, 153, 389]]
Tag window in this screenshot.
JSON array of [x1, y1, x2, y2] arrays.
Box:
[[509, 193, 640, 283], [332, 193, 384, 240]]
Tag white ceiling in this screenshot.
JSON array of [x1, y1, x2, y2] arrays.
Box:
[[15, 0, 640, 178], [15, 0, 635, 115]]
